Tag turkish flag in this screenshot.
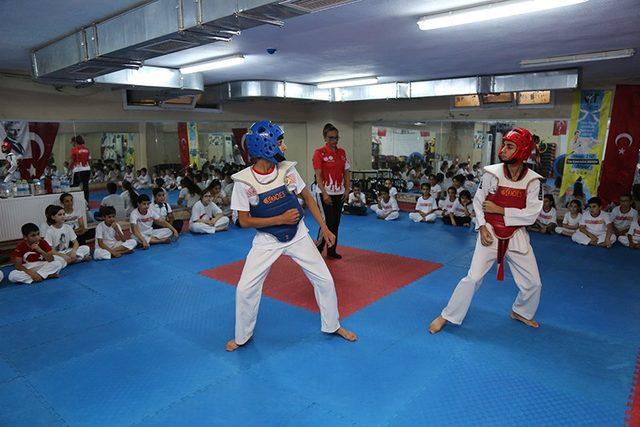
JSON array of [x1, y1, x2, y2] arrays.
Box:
[[597, 85, 640, 206], [553, 120, 567, 136], [17, 123, 59, 179], [177, 122, 190, 168], [377, 128, 387, 137]]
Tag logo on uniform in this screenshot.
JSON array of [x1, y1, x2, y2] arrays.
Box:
[[264, 191, 286, 204]]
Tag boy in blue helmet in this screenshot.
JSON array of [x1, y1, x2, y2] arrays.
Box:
[[226, 120, 357, 352]]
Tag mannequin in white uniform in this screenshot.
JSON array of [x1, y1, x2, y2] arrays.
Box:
[[430, 128, 544, 334]]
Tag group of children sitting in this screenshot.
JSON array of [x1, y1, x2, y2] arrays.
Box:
[[530, 193, 639, 249], [4, 180, 232, 285]]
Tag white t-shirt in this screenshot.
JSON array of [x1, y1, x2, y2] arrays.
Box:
[[101, 194, 126, 218], [430, 184, 442, 200], [44, 224, 78, 252], [63, 208, 84, 231], [537, 207, 557, 225], [136, 173, 152, 187], [179, 188, 201, 209], [628, 219, 640, 242], [610, 206, 637, 230], [96, 222, 126, 248], [450, 200, 472, 217], [562, 212, 582, 227], [130, 208, 159, 236], [389, 187, 398, 199], [150, 202, 172, 220], [230, 167, 308, 249], [378, 197, 398, 213], [580, 211, 611, 235], [123, 172, 135, 182], [415, 196, 437, 214], [348, 192, 366, 207], [190, 200, 223, 222], [45, 224, 77, 252], [438, 197, 456, 213], [121, 190, 135, 214]]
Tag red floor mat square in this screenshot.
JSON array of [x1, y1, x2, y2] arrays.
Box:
[[200, 246, 442, 317]]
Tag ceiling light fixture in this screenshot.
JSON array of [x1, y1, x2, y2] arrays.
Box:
[[180, 55, 245, 74], [417, 0, 588, 31], [520, 48, 636, 68], [316, 76, 378, 89]]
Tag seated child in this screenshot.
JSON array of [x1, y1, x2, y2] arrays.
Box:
[[209, 179, 231, 214], [9, 223, 66, 284], [95, 181, 126, 221], [452, 174, 466, 195], [409, 183, 437, 223], [189, 187, 230, 234], [120, 180, 138, 217], [572, 197, 616, 247], [384, 179, 398, 199], [619, 213, 640, 248], [133, 167, 152, 190], [437, 186, 457, 218], [343, 184, 367, 215], [44, 204, 91, 263], [130, 194, 179, 249], [370, 187, 399, 221], [60, 192, 95, 244], [529, 194, 557, 234], [464, 173, 478, 196], [555, 199, 582, 236], [151, 187, 184, 232], [163, 171, 177, 190], [428, 174, 442, 200], [94, 206, 137, 260], [610, 194, 637, 237], [123, 165, 135, 183], [442, 190, 473, 226]]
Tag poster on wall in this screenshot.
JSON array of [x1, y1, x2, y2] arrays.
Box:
[[100, 133, 135, 164], [560, 90, 612, 198], [553, 120, 568, 136], [187, 122, 200, 168], [597, 85, 640, 206], [1, 121, 59, 179], [207, 133, 233, 163], [177, 123, 190, 168]]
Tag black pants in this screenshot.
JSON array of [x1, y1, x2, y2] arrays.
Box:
[[442, 215, 471, 226], [76, 228, 96, 245], [318, 194, 344, 256], [343, 205, 367, 216], [153, 219, 184, 232], [72, 170, 91, 203]]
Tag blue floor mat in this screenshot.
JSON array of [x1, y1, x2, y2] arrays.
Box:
[[0, 213, 637, 426]]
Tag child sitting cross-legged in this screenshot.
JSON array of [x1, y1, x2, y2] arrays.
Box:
[[94, 206, 137, 260], [370, 186, 399, 221], [151, 187, 184, 232], [9, 223, 66, 284], [189, 186, 230, 234], [44, 204, 91, 263], [555, 199, 582, 237], [343, 183, 367, 216], [442, 190, 473, 226], [409, 182, 437, 223], [619, 213, 640, 249], [529, 194, 557, 234], [437, 186, 457, 218], [130, 194, 179, 249], [572, 197, 616, 248]]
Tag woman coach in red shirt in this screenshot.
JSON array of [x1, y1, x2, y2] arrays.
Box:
[[70, 135, 91, 202], [313, 123, 351, 259]]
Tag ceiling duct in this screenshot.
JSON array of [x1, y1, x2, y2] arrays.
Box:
[[280, 0, 361, 12], [209, 69, 579, 103], [31, 0, 325, 83]]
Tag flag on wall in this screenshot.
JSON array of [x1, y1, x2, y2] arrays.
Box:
[[187, 122, 200, 169], [177, 122, 190, 168], [560, 90, 613, 198], [232, 128, 249, 164], [597, 85, 640, 206], [0, 121, 59, 179]]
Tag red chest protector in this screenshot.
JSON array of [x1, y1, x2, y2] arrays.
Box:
[[483, 164, 541, 280]]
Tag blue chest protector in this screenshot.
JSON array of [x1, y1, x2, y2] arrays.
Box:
[[250, 185, 304, 242]]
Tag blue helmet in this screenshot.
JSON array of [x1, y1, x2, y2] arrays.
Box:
[[245, 120, 285, 163]]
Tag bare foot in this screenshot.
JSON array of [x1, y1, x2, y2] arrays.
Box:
[[333, 327, 357, 342], [47, 273, 60, 279], [428, 316, 448, 334], [225, 339, 241, 352], [510, 311, 539, 328]]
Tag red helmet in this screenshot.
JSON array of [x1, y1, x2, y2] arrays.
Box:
[[1, 141, 11, 154], [500, 127, 534, 164]]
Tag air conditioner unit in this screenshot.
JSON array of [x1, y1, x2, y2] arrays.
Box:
[[122, 89, 222, 112]]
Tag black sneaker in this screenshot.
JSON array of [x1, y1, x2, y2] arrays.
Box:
[[327, 253, 342, 260]]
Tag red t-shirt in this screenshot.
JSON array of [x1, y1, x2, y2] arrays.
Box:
[[11, 239, 52, 263], [71, 145, 90, 171], [312, 144, 350, 195]]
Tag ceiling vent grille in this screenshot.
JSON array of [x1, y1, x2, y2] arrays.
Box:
[[70, 65, 117, 75], [137, 39, 200, 54], [281, 0, 360, 13]]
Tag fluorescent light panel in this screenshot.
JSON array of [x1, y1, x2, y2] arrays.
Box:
[[316, 76, 378, 89], [521, 48, 635, 67], [180, 55, 245, 74], [418, 0, 588, 31]]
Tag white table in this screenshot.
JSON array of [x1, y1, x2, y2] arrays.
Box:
[[0, 191, 87, 242]]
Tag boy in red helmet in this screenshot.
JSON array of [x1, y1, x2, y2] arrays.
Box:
[[429, 128, 544, 334]]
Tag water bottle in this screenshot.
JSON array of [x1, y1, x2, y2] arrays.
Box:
[[61, 176, 70, 192], [52, 176, 61, 193]]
